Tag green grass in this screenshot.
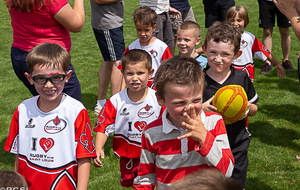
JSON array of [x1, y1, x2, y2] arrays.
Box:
[[0, 0, 299, 189]]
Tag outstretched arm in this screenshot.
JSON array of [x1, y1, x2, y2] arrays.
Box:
[[267, 54, 286, 77], [93, 132, 108, 167], [77, 157, 91, 190]]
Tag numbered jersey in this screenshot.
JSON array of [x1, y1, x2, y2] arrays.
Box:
[[4, 94, 96, 190], [94, 88, 163, 158]]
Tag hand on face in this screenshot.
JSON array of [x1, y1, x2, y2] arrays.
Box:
[[178, 104, 207, 145]]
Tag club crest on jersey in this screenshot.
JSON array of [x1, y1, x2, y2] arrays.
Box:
[[44, 116, 67, 134], [138, 104, 154, 118], [149, 49, 158, 58], [240, 40, 248, 48], [25, 118, 36, 128], [80, 123, 96, 154], [262, 45, 269, 52], [40, 138, 54, 153]]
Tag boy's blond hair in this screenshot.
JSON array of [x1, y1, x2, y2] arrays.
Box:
[[26, 43, 70, 73], [204, 22, 241, 54], [154, 56, 204, 100], [226, 6, 249, 28], [178, 21, 201, 39], [121, 49, 152, 72], [133, 6, 158, 27]]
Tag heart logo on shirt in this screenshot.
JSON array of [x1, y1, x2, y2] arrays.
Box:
[[40, 138, 54, 153], [134, 121, 147, 132]]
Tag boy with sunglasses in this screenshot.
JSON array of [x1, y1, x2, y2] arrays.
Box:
[[4, 43, 96, 190]]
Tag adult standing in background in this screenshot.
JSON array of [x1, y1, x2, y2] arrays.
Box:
[[258, 0, 294, 74], [202, 0, 235, 28], [169, 0, 196, 46], [5, 0, 84, 101], [90, 0, 125, 115]]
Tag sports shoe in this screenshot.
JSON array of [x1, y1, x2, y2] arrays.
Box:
[[282, 60, 294, 70], [260, 63, 272, 74], [94, 104, 103, 115]]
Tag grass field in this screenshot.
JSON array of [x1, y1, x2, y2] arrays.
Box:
[[0, 0, 300, 189]]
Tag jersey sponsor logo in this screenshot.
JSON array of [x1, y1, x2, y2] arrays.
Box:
[[25, 118, 36, 128], [138, 104, 154, 118], [149, 49, 158, 58], [40, 138, 54, 153], [241, 39, 248, 48], [134, 121, 147, 132], [44, 116, 67, 134], [79, 123, 96, 154], [120, 108, 129, 115]]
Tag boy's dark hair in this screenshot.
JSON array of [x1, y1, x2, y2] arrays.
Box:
[[133, 6, 158, 27], [121, 49, 152, 72], [178, 21, 201, 38], [204, 22, 241, 54], [226, 6, 249, 28], [169, 169, 242, 190], [0, 169, 28, 188], [154, 56, 204, 100], [26, 43, 70, 73]]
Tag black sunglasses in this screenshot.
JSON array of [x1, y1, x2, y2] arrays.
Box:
[[31, 73, 67, 85]]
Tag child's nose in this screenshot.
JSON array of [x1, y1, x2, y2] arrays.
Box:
[[44, 79, 54, 87]]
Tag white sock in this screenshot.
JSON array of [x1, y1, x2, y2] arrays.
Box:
[[97, 99, 106, 107]]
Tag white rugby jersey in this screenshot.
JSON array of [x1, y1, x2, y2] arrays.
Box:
[[94, 88, 164, 159], [232, 31, 270, 82], [4, 94, 96, 190]]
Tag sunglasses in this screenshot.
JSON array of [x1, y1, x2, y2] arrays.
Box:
[[31, 73, 67, 85]]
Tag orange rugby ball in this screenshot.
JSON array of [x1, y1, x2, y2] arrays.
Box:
[[212, 85, 248, 125]]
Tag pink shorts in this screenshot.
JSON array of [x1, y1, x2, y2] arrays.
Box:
[[120, 157, 140, 187]]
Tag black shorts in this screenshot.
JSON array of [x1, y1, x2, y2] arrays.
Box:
[[203, 0, 235, 28], [93, 26, 125, 61], [258, 0, 291, 28]]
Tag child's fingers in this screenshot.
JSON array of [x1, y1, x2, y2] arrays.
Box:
[[93, 157, 103, 168]]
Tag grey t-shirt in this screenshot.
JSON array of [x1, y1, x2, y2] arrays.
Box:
[[90, 0, 124, 30]]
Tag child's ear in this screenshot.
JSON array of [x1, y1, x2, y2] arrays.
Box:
[[234, 50, 243, 59], [148, 69, 154, 79], [65, 70, 72, 83], [202, 44, 207, 54], [24, 72, 34, 85], [196, 37, 201, 46], [155, 92, 165, 107]]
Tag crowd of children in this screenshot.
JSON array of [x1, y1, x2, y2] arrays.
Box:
[[3, 1, 297, 190]]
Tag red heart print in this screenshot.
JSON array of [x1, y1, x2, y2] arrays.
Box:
[[40, 138, 54, 153], [134, 121, 147, 132]]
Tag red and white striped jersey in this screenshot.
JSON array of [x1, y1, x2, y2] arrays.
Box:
[[133, 110, 234, 189]]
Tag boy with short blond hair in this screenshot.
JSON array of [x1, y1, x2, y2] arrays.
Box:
[[133, 56, 234, 189], [202, 22, 259, 189], [94, 49, 164, 187], [121, 6, 172, 89], [177, 21, 207, 68], [4, 43, 96, 190]]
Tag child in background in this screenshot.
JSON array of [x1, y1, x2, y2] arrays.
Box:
[[133, 56, 234, 189], [0, 169, 28, 188], [226, 6, 285, 82], [4, 43, 96, 190], [177, 21, 208, 68], [121, 6, 172, 89], [202, 22, 259, 189], [93, 49, 164, 187]]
